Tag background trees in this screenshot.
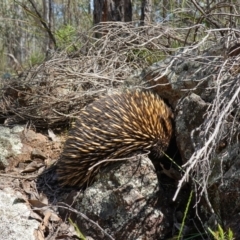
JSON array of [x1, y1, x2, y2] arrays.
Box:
[[0, 0, 91, 73], [0, 0, 239, 75]]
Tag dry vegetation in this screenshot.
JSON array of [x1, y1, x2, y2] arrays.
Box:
[[174, 77, 240, 205], [0, 19, 240, 238], [0, 21, 196, 129]]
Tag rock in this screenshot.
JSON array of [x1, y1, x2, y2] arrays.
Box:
[[0, 126, 49, 170], [124, 44, 230, 108], [0, 126, 24, 169], [175, 93, 209, 164], [207, 142, 240, 236], [0, 188, 39, 240], [72, 156, 174, 240]]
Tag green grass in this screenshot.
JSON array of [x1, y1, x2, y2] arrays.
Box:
[[208, 224, 234, 240], [69, 218, 86, 240]]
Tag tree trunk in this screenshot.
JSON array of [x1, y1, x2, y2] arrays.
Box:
[[93, 0, 132, 24], [140, 0, 152, 25], [42, 0, 55, 54]]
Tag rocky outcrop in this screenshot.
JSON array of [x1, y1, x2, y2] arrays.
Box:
[[0, 188, 39, 240]]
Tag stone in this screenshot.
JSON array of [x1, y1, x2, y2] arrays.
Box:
[[0, 188, 39, 240]]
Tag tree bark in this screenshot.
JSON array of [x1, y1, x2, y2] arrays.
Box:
[[42, 0, 55, 54], [93, 0, 132, 24], [140, 0, 152, 25]]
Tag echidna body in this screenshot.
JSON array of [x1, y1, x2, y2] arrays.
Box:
[[57, 90, 173, 187]]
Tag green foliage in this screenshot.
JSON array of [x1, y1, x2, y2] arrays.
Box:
[[69, 218, 86, 240], [0, 46, 6, 73], [127, 48, 164, 65], [55, 24, 79, 52], [208, 224, 234, 240], [177, 190, 193, 240], [28, 51, 45, 67]]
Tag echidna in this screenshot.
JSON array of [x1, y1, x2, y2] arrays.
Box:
[[57, 90, 173, 187]]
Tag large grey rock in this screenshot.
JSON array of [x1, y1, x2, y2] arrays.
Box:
[[0, 188, 39, 240], [175, 93, 209, 164], [125, 44, 229, 108], [72, 156, 174, 240]]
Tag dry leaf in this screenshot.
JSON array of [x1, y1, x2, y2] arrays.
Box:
[[34, 229, 44, 240], [21, 161, 39, 173], [31, 149, 46, 160], [39, 194, 49, 205], [22, 180, 31, 194], [29, 199, 48, 208], [49, 212, 61, 222], [43, 210, 51, 226], [48, 129, 59, 142], [30, 211, 43, 222]]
